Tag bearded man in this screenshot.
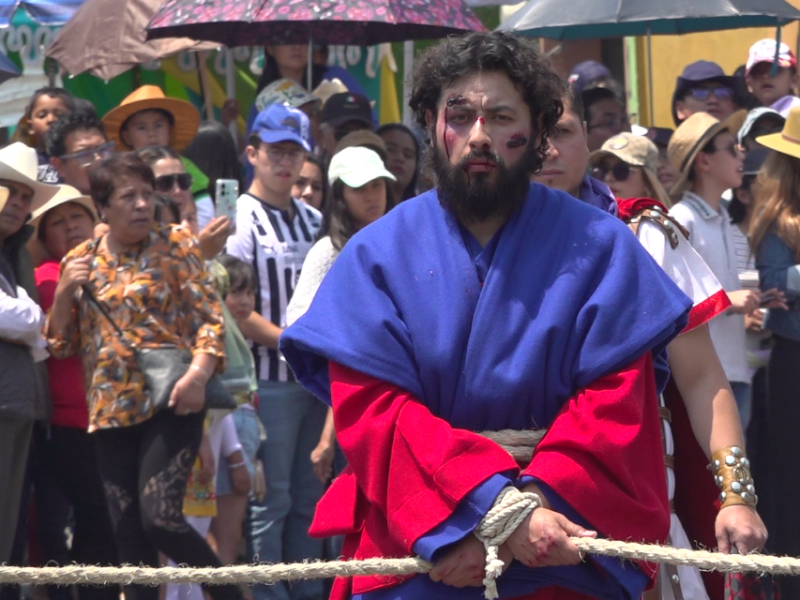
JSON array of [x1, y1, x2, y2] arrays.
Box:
[[281, 32, 693, 600]]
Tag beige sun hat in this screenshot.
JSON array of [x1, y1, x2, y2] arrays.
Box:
[[30, 184, 97, 235], [589, 132, 672, 206], [667, 110, 745, 198], [0, 142, 59, 212], [589, 132, 659, 172], [102, 85, 200, 153]]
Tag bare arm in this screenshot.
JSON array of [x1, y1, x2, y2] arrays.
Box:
[[667, 323, 767, 553], [668, 323, 743, 457], [239, 311, 283, 349]]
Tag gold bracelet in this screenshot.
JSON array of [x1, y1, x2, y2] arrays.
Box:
[[709, 445, 757, 509]]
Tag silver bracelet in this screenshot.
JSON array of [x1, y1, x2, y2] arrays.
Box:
[[228, 460, 247, 469]]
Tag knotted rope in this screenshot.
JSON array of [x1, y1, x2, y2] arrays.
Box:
[[474, 487, 541, 599], [6, 429, 788, 596]]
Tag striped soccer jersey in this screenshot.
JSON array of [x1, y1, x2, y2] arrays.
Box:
[[226, 193, 322, 381]]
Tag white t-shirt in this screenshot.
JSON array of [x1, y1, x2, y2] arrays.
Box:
[[225, 193, 322, 382], [670, 192, 748, 383], [286, 236, 340, 327]]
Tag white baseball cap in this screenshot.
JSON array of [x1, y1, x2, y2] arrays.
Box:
[[746, 39, 798, 76], [328, 146, 396, 188]]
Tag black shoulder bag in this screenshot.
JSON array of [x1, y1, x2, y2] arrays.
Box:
[[82, 286, 236, 412]]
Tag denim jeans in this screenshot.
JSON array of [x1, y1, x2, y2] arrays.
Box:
[[248, 381, 327, 600], [730, 380, 752, 432]]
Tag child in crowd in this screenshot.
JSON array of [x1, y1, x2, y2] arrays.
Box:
[[746, 39, 800, 117], [102, 85, 216, 229], [212, 255, 266, 566], [20, 87, 76, 183]]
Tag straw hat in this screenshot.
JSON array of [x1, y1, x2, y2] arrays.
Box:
[[103, 85, 200, 153], [0, 142, 59, 212], [30, 184, 97, 234], [756, 105, 800, 160], [667, 110, 745, 197]]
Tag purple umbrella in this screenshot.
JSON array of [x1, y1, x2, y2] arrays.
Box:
[[146, 0, 486, 47]]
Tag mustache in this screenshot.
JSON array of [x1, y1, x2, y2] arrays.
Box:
[[457, 150, 503, 168]]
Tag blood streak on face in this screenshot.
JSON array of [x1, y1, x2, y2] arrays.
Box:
[[443, 95, 467, 160], [506, 132, 528, 149], [477, 116, 485, 125]]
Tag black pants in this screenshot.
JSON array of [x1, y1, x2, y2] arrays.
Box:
[[37, 424, 120, 600], [94, 409, 241, 600], [766, 335, 800, 598]]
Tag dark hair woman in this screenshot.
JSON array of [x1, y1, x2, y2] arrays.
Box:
[[45, 153, 241, 600], [183, 121, 244, 204], [285, 146, 395, 491], [377, 123, 421, 201], [137, 145, 232, 259], [291, 153, 326, 212]]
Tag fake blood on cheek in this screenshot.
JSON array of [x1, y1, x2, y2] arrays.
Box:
[[507, 132, 528, 149], [443, 95, 467, 160]]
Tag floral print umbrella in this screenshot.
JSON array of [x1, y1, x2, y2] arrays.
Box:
[[146, 0, 486, 47]]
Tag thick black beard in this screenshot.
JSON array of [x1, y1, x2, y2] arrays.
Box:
[[430, 141, 537, 225]]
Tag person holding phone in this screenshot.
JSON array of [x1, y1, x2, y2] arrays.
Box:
[[225, 103, 324, 600], [137, 146, 231, 260]]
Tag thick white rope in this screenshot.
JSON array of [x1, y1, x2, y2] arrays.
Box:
[[474, 486, 541, 599], [3, 544, 800, 587]]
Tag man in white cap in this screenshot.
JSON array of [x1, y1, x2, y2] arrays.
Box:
[[0, 141, 59, 563]]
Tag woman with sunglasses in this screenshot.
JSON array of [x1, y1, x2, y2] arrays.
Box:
[[137, 146, 231, 260], [590, 132, 768, 600]]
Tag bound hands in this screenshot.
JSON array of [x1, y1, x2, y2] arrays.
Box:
[[715, 504, 767, 555], [430, 484, 596, 588]]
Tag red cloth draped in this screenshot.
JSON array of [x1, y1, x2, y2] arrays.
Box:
[[313, 355, 669, 600]]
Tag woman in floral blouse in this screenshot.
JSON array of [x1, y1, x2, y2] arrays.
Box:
[[45, 153, 240, 600]]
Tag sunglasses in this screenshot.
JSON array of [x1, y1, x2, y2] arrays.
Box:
[[705, 141, 742, 159], [154, 172, 193, 193], [688, 86, 734, 101], [591, 162, 632, 182], [59, 141, 115, 167]]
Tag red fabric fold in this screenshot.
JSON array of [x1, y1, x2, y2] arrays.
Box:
[[525, 353, 669, 582], [317, 357, 669, 599], [316, 361, 519, 598], [616, 197, 668, 222]]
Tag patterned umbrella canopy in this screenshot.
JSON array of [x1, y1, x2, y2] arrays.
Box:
[[146, 0, 486, 47]]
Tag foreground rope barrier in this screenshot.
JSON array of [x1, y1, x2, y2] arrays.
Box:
[[3, 539, 800, 587]]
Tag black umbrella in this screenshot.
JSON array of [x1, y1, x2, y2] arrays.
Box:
[[498, 0, 800, 39], [498, 0, 800, 123]]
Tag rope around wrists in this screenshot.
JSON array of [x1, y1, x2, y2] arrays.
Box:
[[473, 486, 541, 600]]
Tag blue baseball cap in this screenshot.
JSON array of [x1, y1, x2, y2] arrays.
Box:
[[569, 60, 611, 93], [671, 61, 736, 125], [252, 104, 311, 152]]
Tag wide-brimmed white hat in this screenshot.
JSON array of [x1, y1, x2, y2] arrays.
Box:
[[328, 146, 396, 188], [0, 142, 59, 212], [30, 184, 97, 234]]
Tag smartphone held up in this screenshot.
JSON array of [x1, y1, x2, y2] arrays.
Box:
[[216, 179, 239, 235]]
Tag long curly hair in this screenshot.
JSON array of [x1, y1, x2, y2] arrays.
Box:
[[750, 150, 800, 261], [408, 31, 566, 175]]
